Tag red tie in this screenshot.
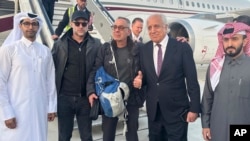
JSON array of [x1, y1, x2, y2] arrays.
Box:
[[157, 44, 162, 76]]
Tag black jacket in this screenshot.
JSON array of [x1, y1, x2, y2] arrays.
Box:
[[54, 5, 91, 36], [52, 29, 102, 95], [87, 37, 145, 107]]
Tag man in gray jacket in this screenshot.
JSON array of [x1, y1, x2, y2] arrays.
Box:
[[52, 11, 101, 141]]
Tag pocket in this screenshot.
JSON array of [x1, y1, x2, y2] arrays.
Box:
[[238, 78, 250, 99], [37, 56, 43, 73]]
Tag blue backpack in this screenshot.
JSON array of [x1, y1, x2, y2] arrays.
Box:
[[95, 66, 130, 117]]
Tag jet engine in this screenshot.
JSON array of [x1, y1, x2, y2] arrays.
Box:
[[168, 18, 225, 64]]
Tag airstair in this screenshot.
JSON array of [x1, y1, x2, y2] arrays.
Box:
[[53, 0, 114, 43]]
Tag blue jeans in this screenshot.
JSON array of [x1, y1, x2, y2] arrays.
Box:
[[57, 95, 92, 141]]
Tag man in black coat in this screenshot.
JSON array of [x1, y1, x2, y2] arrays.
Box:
[[52, 11, 101, 141], [87, 17, 145, 141]]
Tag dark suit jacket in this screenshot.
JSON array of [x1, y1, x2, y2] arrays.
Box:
[[140, 37, 200, 123]]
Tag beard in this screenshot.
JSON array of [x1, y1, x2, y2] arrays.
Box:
[[224, 43, 243, 57]]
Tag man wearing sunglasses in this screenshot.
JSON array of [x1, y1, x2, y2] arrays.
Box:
[[52, 0, 93, 40], [52, 11, 102, 141]]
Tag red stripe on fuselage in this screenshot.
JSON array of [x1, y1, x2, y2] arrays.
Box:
[[0, 16, 13, 32], [104, 7, 197, 15]]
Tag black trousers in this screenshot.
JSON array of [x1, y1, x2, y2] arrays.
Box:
[[42, 0, 55, 23], [102, 105, 139, 141], [148, 105, 188, 141], [57, 95, 93, 141]]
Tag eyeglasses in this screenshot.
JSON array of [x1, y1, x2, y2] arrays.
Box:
[[111, 25, 129, 31], [21, 22, 39, 27], [73, 22, 88, 27]]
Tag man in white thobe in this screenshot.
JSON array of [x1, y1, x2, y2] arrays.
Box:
[[0, 12, 57, 141]]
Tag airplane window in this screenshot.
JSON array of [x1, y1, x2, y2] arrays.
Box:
[[202, 3, 205, 8], [207, 4, 210, 9], [179, 0, 183, 5], [197, 3, 200, 8], [212, 5, 215, 10], [221, 6, 224, 11], [160, 0, 164, 3], [153, 0, 157, 2], [226, 7, 228, 11], [186, 1, 189, 6], [217, 5, 220, 10], [230, 7, 233, 10], [191, 2, 195, 7]]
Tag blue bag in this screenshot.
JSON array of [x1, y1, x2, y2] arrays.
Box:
[[95, 66, 129, 117], [95, 67, 129, 117]]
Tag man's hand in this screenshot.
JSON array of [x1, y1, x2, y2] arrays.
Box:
[[51, 34, 59, 40], [48, 113, 56, 121], [133, 71, 143, 89], [186, 112, 198, 122], [202, 128, 212, 141], [88, 93, 98, 107], [5, 118, 17, 129], [176, 36, 188, 43]]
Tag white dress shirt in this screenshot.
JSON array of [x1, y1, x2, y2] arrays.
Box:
[[153, 34, 169, 74]]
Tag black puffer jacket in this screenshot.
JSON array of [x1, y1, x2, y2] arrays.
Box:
[[87, 37, 145, 107]]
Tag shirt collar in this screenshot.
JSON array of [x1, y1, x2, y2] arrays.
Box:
[[153, 34, 169, 48], [77, 6, 86, 12], [21, 36, 36, 47], [132, 32, 141, 41], [226, 53, 246, 65]]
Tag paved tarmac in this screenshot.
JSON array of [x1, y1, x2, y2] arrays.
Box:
[[48, 65, 208, 141]]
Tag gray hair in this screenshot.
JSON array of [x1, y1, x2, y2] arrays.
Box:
[[117, 16, 131, 27], [147, 14, 167, 25]]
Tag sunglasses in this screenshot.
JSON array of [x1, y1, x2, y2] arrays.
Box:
[[73, 22, 88, 27]]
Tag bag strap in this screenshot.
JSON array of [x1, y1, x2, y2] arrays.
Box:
[[110, 44, 120, 80]]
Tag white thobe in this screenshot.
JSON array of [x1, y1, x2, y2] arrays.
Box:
[[0, 37, 57, 141]]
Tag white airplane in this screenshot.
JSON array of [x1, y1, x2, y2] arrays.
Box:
[[98, 0, 250, 64]]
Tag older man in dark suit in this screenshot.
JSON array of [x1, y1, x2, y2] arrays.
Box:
[[136, 14, 200, 141]]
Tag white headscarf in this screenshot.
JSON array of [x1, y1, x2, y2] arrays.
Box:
[[2, 12, 43, 46]]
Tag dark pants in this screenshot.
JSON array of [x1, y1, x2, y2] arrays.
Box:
[[42, 0, 55, 23], [102, 105, 139, 141], [148, 106, 188, 141], [57, 95, 93, 141]]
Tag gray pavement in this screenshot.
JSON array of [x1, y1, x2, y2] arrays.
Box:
[[0, 30, 10, 46], [48, 65, 208, 141]]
